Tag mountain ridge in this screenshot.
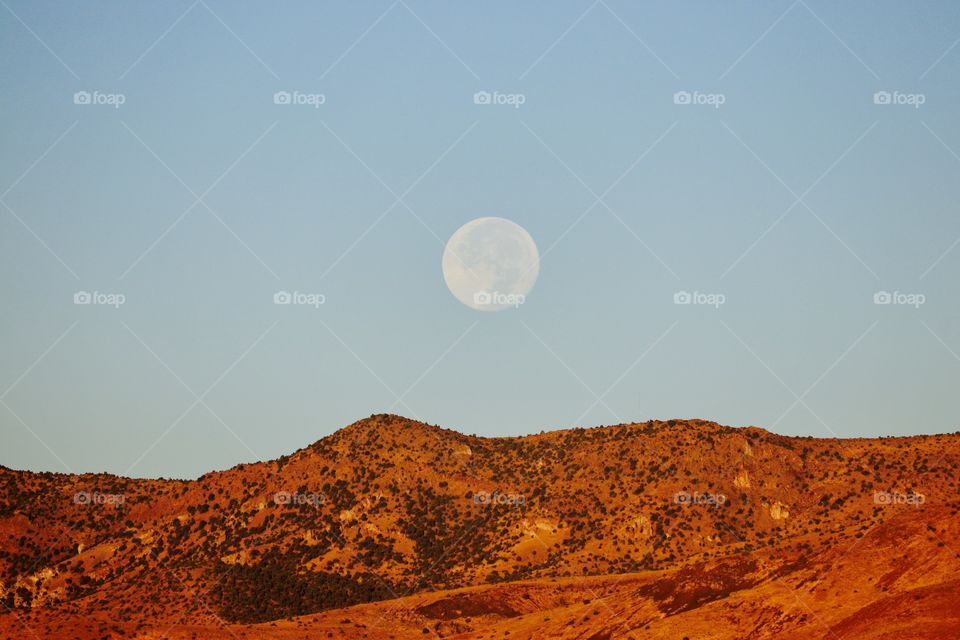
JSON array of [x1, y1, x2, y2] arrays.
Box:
[[5, 413, 958, 481], [2, 415, 959, 638]]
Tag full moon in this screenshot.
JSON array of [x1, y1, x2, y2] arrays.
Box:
[[442, 217, 539, 312]]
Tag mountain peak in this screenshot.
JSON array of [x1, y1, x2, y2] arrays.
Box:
[[337, 413, 444, 437]]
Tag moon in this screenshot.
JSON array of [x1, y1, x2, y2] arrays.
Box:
[[442, 217, 539, 312]]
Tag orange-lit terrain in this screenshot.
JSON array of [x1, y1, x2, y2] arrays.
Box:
[[2, 415, 959, 639]]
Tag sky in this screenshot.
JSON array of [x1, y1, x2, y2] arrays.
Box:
[[1, 1, 959, 479]]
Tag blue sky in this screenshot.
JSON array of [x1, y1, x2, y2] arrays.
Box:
[[2, 1, 959, 478]]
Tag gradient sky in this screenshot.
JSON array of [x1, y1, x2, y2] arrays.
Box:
[[2, 1, 959, 478]]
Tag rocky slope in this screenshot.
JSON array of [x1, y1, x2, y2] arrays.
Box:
[[1, 414, 958, 638]]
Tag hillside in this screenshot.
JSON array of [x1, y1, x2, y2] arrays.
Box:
[[1, 414, 959, 639]]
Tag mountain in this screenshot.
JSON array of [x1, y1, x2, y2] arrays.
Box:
[[1, 414, 959, 639]]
